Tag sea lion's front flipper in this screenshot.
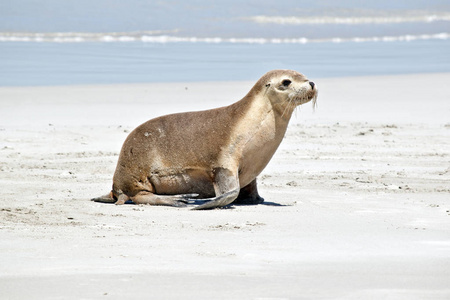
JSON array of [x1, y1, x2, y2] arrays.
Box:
[[191, 189, 240, 210], [131, 192, 198, 207], [191, 168, 239, 210]]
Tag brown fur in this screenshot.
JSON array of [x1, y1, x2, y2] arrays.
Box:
[[92, 69, 318, 209]]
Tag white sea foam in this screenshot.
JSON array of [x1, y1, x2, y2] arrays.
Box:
[[0, 32, 448, 44], [246, 13, 450, 25]]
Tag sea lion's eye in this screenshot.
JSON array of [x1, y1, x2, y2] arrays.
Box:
[[282, 79, 291, 87]]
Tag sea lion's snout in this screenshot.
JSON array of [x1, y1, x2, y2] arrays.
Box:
[[303, 80, 318, 109]]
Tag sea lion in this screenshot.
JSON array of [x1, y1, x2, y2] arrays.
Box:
[[92, 69, 317, 210]]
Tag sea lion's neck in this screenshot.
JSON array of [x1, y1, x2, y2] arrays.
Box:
[[240, 91, 294, 128], [228, 92, 292, 187]]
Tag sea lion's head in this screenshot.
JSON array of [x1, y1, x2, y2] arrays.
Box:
[[255, 70, 318, 114]]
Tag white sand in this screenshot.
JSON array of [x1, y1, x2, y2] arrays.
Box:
[[1, 73, 449, 299]]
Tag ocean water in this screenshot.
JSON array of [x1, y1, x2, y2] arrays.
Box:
[[1, 0, 449, 86]]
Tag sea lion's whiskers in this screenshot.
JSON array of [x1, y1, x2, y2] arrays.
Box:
[[293, 97, 300, 118], [281, 93, 295, 118]]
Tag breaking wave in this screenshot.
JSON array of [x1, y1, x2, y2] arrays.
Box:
[[0, 32, 449, 44], [246, 13, 450, 25]]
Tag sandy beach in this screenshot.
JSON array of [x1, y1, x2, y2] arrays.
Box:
[[1, 73, 449, 299]]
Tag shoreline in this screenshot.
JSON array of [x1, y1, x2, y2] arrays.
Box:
[[1, 71, 449, 87], [1, 73, 449, 299]]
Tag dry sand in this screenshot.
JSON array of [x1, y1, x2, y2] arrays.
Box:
[[1, 73, 449, 299]]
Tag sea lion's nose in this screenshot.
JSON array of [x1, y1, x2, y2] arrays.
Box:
[[309, 81, 315, 89]]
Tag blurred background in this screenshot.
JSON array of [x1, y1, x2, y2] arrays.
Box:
[[1, 0, 449, 86]]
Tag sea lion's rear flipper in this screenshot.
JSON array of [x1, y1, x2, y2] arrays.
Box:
[[91, 191, 116, 203], [192, 167, 239, 210], [92, 191, 130, 204]]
